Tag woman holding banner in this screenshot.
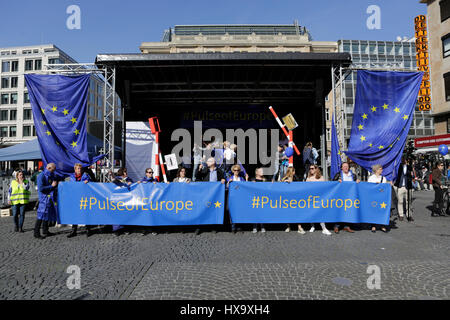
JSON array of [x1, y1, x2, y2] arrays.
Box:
[[251, 168, 266, 233], [368, 164, 389, 233], [227, 165, 246, 233], [67, 163, 92, 238], [173, 167, 191, 183], [112, 167, 133, 236], [306, 165, 332, 235], [282, 167, 306, 234]]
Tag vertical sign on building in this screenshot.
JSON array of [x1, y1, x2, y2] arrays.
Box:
[[415, 15, 431, 111]]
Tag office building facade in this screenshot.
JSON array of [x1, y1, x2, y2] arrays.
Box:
[[420, 0, 450, 134]]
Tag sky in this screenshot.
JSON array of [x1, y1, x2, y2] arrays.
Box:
[[0, 0, 426, 63]]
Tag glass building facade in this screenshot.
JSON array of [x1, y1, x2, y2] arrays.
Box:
[[338, 39, 434, 145]]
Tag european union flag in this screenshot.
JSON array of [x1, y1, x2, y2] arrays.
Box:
[[345, 70, 423, 181], [25, 74, 99, 177], [331, 117, 342, 179]]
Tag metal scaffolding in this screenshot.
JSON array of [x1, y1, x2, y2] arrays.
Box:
[[42, 63, 116, 182]]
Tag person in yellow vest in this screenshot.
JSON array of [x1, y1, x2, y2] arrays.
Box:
[[8, 170, 30, 233]]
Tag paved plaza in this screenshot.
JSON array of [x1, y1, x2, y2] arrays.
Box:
[[0, 190, 449, 300]]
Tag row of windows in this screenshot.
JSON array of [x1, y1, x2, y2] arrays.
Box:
[[1, 92, 30, 104], [1, 76, 18, 88], [0, 125, 35, 138], [1, 59, 42, 72], [344, 128, 434, 139], [0, 109, 32, 121], [0, 48, 56, 56], [341, 41, 415, 56]]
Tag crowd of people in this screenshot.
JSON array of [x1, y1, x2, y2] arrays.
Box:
[[6, 140, 450, 240]]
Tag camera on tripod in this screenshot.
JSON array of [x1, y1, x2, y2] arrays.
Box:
[[404, 139, 416, 161]]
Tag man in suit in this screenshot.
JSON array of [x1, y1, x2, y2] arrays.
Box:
[[195, 157, 226, 183], [194, 157, 225, 235], [393, 157, 414, 222]]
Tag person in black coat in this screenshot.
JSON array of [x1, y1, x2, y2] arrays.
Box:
[[193, 157, 225, 235], [393, 158, 414, 221], [195, 157, 226, 183]]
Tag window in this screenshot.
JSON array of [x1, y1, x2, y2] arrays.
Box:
[[22, 50, 31, 54], [0, 127, 7, 137], [97, 83, 103, 95], [441, 0, 450, 22], [10, 93, 17, 104], [444, 72, 450, 101], [11, 61, 18, 72], [97, 95, 103, 107], [10, 77, 18, 88], [1, 77, 9, 88], [9, 126, 16, 137], [1, 61, 10, 72], [34, 59, 42, 70], [1, 94, 9, 104], [90, 81, 96, 92], [10, 109, 16, 121], [89, 106, 95, 117], [23, 108, 32, 120], [443, 34, 450, 58], [0, 110, 8, 121], [48, 58, 60, 64], [97, 109, 102, 119], [23, 125, 31, 137], [24, 92, 30, 104], [32, 126, 36, 136], [33, 49, 39, 53], [25, 60, 33, 71], [89, 93, 95, 104]]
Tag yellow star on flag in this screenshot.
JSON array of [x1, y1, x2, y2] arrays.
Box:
[[394, 107, 400, 113], [358, 124, 364, 130], [360, 135, 366, 142], [378, 145, 384, 149], [371, 106, 377, 112], [214, 201, 221, 208], [380, 202, 387, 209], [41, 108, 45, 114], [63, 108, 69, 115], [70, 117, 77, 124], [71, 141, 77, 148], [45, 130, 51, 136], [41, 121, 46, 126], [362, 113, 368, 120], [402, 115, 408, 120], [74, 129, 80, 135], [382, 103, 389, 110], [51, 106, 57, 112], [369, 143, 373, 147]]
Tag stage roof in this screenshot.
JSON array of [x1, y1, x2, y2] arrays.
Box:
[[95, 52, 351, 116]]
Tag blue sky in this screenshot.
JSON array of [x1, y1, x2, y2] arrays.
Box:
[[1, 0, 426, 62]]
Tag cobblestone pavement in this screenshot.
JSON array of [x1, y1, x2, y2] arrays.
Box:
[[0, 190, 449, 300]]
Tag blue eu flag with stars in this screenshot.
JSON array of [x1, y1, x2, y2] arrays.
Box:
[[25, 74, 98, 177], [345, 70, 423, 181]]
